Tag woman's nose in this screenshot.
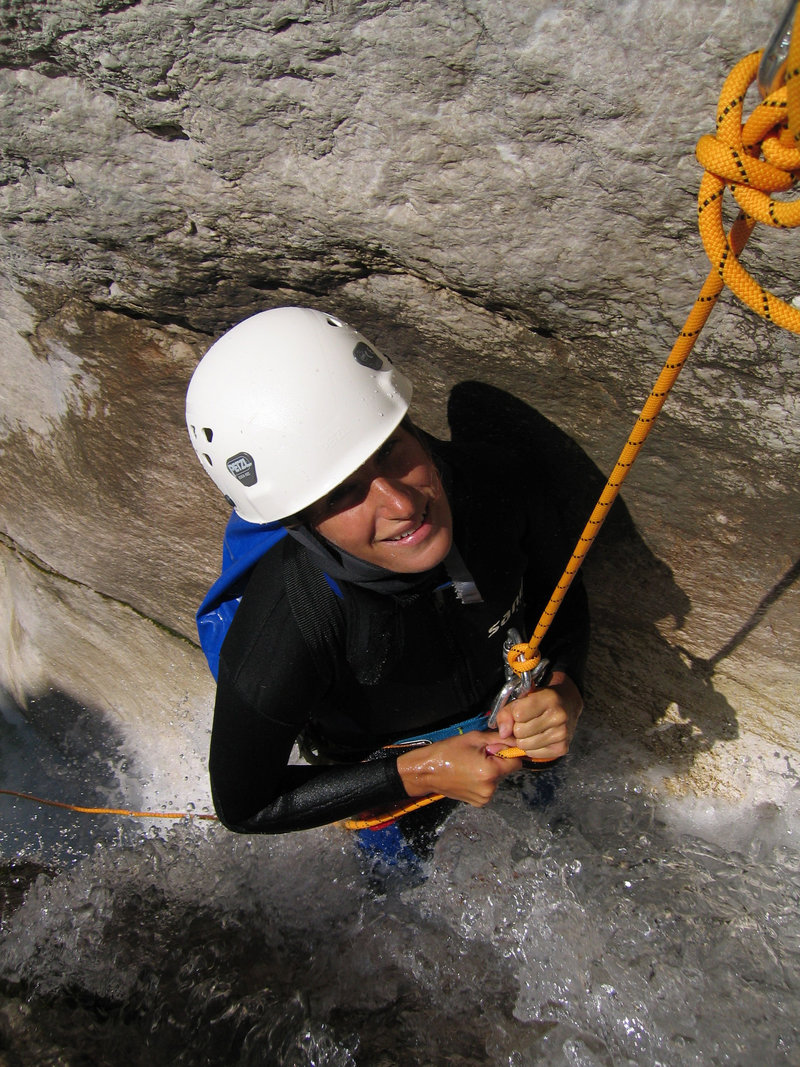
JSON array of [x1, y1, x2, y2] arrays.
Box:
[[369, 476, 416, 515]]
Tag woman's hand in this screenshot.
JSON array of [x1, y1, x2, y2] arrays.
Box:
[[396, 731, 523, 806], [492, 671, 583, 762]]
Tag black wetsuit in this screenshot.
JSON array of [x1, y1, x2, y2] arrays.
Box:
[[209, 437, 589, 834]]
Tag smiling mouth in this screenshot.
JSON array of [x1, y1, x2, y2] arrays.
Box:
[[384, 504, 430, 543]]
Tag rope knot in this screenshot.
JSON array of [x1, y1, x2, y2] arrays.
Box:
[[695, 49, 800, 332], [506, 642, 540, 676]]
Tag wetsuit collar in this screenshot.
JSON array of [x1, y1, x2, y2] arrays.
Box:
[[285, 524, 445, 595]]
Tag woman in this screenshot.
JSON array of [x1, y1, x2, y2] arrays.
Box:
[[186, 307, 588, 834]]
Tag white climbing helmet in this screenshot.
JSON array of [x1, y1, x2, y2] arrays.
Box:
[[186, 307, 413, 524]]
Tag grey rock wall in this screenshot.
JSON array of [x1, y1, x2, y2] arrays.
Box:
[[0, 0, 797, 808]]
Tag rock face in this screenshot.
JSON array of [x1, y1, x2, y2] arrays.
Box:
[[0, 0, 797, 808]]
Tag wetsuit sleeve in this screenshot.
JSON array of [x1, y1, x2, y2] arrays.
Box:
[[522, 495, 590, 694], [210, 664, 407, 834], [208, 562, 409, 834]]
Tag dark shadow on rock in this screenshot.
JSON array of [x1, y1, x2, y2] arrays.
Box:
[[680, 556, 800, 680], [446, 380, 742, 776]]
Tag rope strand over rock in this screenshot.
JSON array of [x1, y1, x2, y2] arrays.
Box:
[[508, 22, 800, 680]]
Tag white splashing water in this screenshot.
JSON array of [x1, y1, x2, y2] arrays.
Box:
[[1, 698, 799, 1066]]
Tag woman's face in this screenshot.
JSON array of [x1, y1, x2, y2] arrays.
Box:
[[307, 426, 453, 573]]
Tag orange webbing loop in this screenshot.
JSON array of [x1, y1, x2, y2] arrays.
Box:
[[509, 28, 800, 679]]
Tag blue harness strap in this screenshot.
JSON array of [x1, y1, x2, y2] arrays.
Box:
[[387, 711, 490, 748]]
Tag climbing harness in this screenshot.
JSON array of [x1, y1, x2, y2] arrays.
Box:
[[343, 628, 543, 831]]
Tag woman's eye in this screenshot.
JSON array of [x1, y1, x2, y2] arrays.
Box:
[[324, 480, 363, 511], [375, 437, 399, 463], [326, 485, 352, 508]]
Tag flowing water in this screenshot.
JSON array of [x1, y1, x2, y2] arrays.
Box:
[[1, 693, 799, 1067]]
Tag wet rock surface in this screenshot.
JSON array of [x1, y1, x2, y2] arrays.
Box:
[[0, 0, 798, 801]]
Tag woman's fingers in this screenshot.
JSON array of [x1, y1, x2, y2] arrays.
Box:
[[494, 673, 583, 759], [397, 730, 522, 806]]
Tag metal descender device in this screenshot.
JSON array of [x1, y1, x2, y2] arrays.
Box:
[[486, 628, 550, 729]]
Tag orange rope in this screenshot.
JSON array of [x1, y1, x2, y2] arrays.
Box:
[[789, 4, 800, 141], [343, 793, 444, 830], [0, 788, 218, 821], [507, 34, 800, 679]]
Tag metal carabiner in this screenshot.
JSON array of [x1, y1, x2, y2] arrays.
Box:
[[486, 628, 549, 728]]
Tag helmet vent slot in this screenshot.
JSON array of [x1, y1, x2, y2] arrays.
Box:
[[326, 316, 344, 328], [202, 427, 213, 442], [202, 453, 213, 466]]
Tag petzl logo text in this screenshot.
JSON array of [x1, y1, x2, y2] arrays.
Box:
[[226, 452, 257, 486]]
